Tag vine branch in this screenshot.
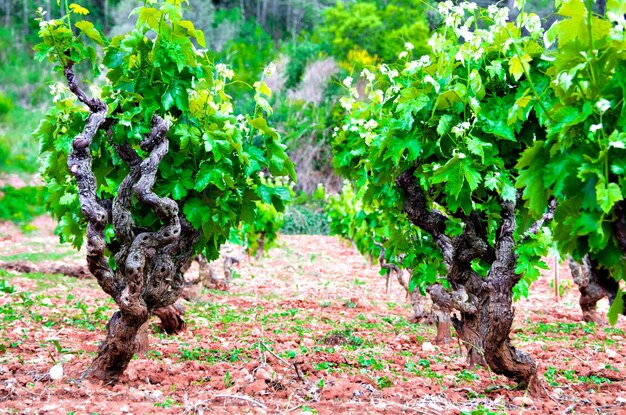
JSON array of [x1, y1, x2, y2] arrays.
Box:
[[64, 62, 118, 299]]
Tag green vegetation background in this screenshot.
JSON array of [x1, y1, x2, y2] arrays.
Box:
[[0, 0, 554, 232]]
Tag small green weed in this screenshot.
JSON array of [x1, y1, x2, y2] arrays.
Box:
[[154, 396, 179, 408], [224, 371, 234, 388], [456, 369, 480, 383], [405, 359, 443, 381], [461, 407, 506, 415], [0, 280, 15, 294], [376, 375, 392, 388]]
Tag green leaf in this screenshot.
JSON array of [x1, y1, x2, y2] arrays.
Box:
[[608, 290, 623, 326], [478, 97, 516, 141], [75, 20, 105, 45], [431, 156, 464, 198], [162, 89, 174, 111], [59, 192, 77, 206], [136, 7, 161, 30], [195, 163, 224, 192], [436, 84, 466, 110], [437, 115, 454, 136], [508, 53, 532, 82], [596, 180, 623, 214], [462, 160, 481, 191], [177, 20, 206, 48], [517, 141, 551, 216]]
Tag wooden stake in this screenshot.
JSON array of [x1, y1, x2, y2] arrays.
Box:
[[554, 255, 560, 302]]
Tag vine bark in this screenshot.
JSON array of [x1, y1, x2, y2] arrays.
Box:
[[397, 169, 553, 396], [64, 63, 199, 383]]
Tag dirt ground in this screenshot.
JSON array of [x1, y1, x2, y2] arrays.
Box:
[[0, 217, 625, 415]]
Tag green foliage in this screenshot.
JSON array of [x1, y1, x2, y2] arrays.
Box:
[[325, 180, 446, 295], [320, 1, 431, 63], [234, 174, 293, 257], [209, 8, 277, 113], [332, 1, 552, 292], [33, 1, 294, 259], [0, 92, 13, 116], [281, 186, 329, 235], [282, 37, 327, 89], [0, 186, 46, 225], [516, 0, 626, 296]]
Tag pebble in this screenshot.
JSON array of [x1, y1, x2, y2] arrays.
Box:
[[255, 368, 271, 381], [421, 342, 436, 352], [512, 396, 534, 406], [40, 404, 60, 412], [49, 363, 63, 380]]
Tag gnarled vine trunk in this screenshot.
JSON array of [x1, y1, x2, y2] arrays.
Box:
[[64, 64, 199, 384], [153, 302, 187, 334], [569, 256, 611, 324], [569, 255, 622, 323], [397, 170, 552, 396]]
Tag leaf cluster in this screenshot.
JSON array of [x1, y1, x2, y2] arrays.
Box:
[[34, 0, 295, 261], [517, 1, 626, 270], [332, 1, 554, 294], [234, 174, 294, 258]]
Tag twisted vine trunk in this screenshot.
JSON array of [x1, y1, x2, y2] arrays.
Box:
[[64, 64, 199, 383], [569, 254, 624, 323], [255, 232, 266, 260], [397, 170, 551, 396], [569, 256, 611, 324]]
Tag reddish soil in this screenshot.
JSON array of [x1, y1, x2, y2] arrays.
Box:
[[0, 218, 625, 415]]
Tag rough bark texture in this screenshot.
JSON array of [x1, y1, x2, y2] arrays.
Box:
[[64, 64, 199, 384], [192, 253, 238, 291], [431, 302, 453, 345], [255, 233, 266, 261], [223, 254, 241, 286], [569, 256, 608, 324], [569, 256, 621, 324], [197, 253, 229, 290], [407, 287, 428, 323], [397, 169, 548, 396], [153, 302, 187, 334]]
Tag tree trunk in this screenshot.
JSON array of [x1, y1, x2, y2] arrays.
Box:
[[431, 303, 452, 345], [4, 0, 10, 26], [90, 310, 150, 383], [63, 64, 200, 384], [196, 253, 230, 290], [569, 256, 610, 324], [223, 254, 240, 287], [397, 170, 546, 395], [153, 302, 187, 334], [374, 243, 438, 325], [254, 232, 266, 260], [407, 289, 427, 322], [385, 269, 392, 294], [569, 255, 622, 323]]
